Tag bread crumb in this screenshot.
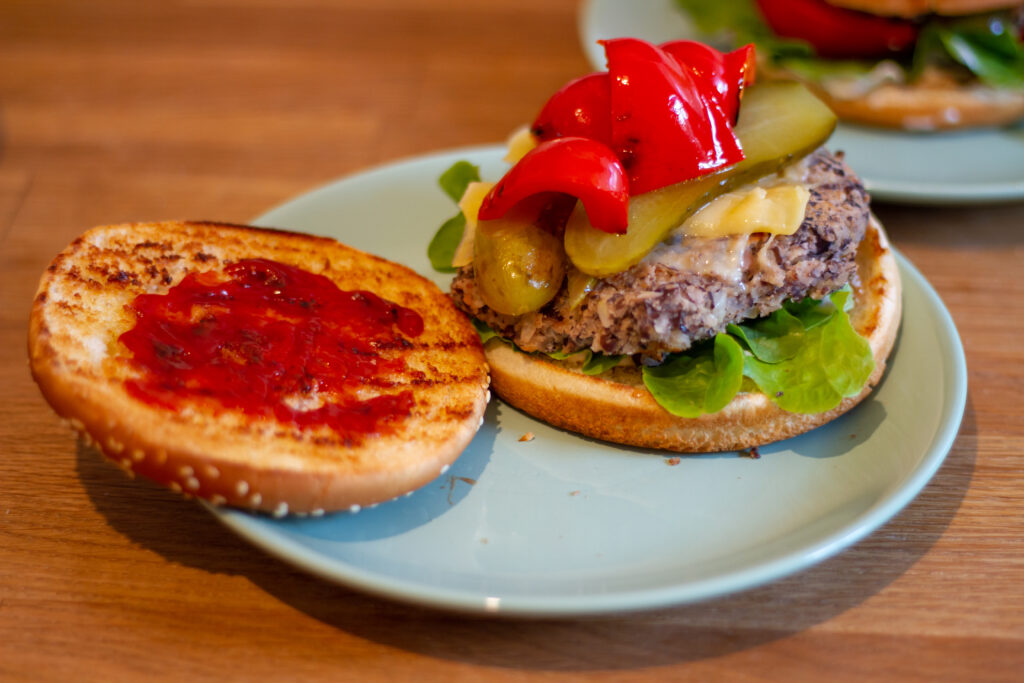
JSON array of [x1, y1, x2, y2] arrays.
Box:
[[519, 432, 535, 442], [569, 490, 580, 497], [665, 457, 681, 466], [739, 446, 761, 459]]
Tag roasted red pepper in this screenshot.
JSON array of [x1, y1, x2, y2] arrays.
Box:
[[604, 38, 745, 194], [531, 72, 611, 144], [660, 41, 756, 123], [754, 0, 919, 59], [484, 38, 753, 232], [478, 137, 629, 234]]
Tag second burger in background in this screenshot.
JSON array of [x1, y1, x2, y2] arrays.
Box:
[[674, 0, 1024, 130]]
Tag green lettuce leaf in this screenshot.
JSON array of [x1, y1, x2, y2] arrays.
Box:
[[642, 334, 744, 418], [741, 290, 873, 414], [727, 307, 804, 363], [547, 348, 624, 375], [428, 161, 481, 273], [438, 160, 480, 202], [427, 213, 466, 273], [471, 318, 498, 344], [581, 351, 625, 375], [936, 22, 1024, 89]]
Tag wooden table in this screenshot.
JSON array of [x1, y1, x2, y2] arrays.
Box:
[[2, 1, 1022, 680]]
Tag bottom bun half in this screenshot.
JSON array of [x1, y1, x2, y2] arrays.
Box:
[[485, 217, 902, 453], [811, 78, 1024, 131]]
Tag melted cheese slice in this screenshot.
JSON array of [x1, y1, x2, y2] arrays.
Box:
[[504, 125, 537, 164], [681, 183, 810, 238], [451, 181, 495, 268]]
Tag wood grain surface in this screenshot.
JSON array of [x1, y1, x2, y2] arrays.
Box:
[[2, 1, 1022, 680]]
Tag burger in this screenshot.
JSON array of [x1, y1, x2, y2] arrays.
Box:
[[429, 38, 902, 453], [674, 0, 1024, 129]]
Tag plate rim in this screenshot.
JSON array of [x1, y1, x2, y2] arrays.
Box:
[[204, 145, 968, 618]]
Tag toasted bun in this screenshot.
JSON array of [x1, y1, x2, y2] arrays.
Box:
[[809, 73, 1024, 130], [29, 221, 489, 515], [484, 216, 901, 453], [824, 0, 1020, 18]]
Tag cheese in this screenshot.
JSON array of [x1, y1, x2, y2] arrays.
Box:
[[681, 183, 810, 239], [504, 125, 537, 164], [645, 233, 751, 284], [451, 181, 495, 268]]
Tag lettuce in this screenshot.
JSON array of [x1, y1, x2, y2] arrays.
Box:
[[733, 290, 873, 413], [428, 161, 480, 273], [641, 290, 874, 416], [642, 334, 744, 418], [549, 348, 625, 375]]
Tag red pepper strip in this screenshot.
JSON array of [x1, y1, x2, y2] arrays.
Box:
[[661, 41, 756, 123], [754, 0, 919, 59], [478, 137, 629, 234], [531, 72, 611, 144], [603, 38, 744, 195]]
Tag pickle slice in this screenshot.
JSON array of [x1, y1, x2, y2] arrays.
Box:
[[564, 82, 838, 276]]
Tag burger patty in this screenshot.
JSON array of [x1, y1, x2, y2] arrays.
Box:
[[450, 148, 870, 362]]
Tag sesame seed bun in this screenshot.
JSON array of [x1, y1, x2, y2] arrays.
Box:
[[28, 221, 490, 515], [482, 216, 901, 453]]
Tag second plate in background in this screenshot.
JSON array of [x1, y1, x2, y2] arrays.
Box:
[[579, 0, 1024, 204]]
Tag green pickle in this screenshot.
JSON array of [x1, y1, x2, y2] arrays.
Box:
[[564, 82, 838, 277], [474, 216, 566, 316]]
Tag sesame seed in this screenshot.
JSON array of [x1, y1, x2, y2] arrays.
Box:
[[311, 508, 325, 517], [185, 477, 200, 491], [179, 465, 194, 477], [131, 449, 145, 462], [69, 418, 85, 431], [80, 431, 94, 447], [349, 504, 361, 514], [210, 494, 226, 505], [107, 439, 124, 454], [204, 465, 220, 479], [119, 458, 132, 469], [169, 482, 182, 493], [273, 502, 289, 517], [236, 480, 250, 496], [154, 450, 167, 465], [440, 464, 450, 475], [249, 492, 262, 507]]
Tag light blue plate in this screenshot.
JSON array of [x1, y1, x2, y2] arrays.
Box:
[[579, 0, 1024, 204], [204, 146, 967, 617]]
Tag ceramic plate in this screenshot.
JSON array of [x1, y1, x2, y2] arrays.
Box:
[[204, 145, 967, 617], [578, 0, 1024, 204]]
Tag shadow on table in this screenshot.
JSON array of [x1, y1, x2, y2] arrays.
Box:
[[78, 397, 977, 671]]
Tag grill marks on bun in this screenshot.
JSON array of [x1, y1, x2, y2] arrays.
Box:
[[29, 221, 490, 515]]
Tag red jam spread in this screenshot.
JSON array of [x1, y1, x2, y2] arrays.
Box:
[[119, 258, 424, 440]]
